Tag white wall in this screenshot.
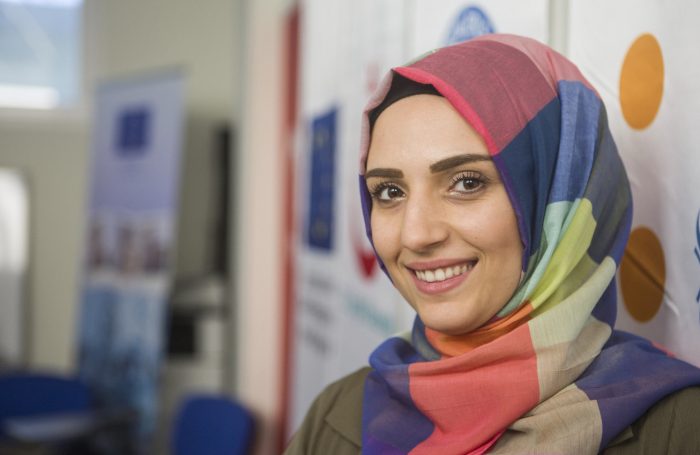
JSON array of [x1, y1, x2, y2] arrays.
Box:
[[0, 110, 87, 371]]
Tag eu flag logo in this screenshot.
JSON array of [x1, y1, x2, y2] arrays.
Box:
[[306, 108, 337, 251], [116, 107, 151, 156]]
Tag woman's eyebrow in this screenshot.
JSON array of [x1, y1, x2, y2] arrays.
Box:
[[365, 168, 403, 179], [430, 154, 492, 173]]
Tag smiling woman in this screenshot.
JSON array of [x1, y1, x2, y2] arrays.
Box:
[[284, 35, 700, 455]]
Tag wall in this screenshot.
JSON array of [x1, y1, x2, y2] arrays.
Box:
[[0, 110, 87, 371]]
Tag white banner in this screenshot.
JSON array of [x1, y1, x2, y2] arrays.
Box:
[[569, 0, 700, 366], [289, 0, 410, 433]]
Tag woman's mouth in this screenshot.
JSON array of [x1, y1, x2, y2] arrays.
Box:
[[408, 260, 477, 294], [413, 262, 475, 283]]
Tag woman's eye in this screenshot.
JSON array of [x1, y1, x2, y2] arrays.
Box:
[[372, 184, 404, 201], [451, 173, 485, 193]]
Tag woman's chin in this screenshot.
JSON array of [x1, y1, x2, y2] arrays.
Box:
[[419, 312, 481, 337]]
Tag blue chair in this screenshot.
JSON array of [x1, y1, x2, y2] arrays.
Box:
[[0, 371, 137, 453], [0, 371, 92, 445], [172, 394, 255, 455]]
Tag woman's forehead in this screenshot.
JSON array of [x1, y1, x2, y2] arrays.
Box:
[[367, 94, 489, 169]]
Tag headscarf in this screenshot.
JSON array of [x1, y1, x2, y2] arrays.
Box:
[[358, 34, 700, 454]]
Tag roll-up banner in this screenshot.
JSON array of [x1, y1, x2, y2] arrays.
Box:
[[569, 0, 700, 367], [78, 70, 185, 441]]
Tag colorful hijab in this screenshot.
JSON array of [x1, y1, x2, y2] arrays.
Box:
[[358, 34, 700, 454]]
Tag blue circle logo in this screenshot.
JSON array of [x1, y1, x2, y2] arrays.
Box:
[[446, 6, 495, 45]]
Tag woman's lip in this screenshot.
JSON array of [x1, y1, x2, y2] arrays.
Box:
[[408, 263, 474, 295], [405, 258, 477, 271]]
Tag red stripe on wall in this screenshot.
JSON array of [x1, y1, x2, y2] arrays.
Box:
[[278, 5, 300, 453]]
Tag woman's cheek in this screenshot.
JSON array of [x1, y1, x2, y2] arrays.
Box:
[[372, 211, 395, 251]]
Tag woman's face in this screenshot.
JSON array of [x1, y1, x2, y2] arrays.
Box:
[[366, 94, 523, 336]]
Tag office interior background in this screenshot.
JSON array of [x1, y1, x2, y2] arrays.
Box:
[[1, 0, 698, 454]]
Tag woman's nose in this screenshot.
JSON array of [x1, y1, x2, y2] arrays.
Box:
[[400, 194, 449, 252]]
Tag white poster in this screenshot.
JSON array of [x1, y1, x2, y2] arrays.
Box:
[[289, 0, 411, 433], [78, 71, 185, 441], [569, 0, 700, 366]]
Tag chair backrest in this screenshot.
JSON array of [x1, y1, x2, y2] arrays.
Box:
[[0, 372, 92, 441], [0, 372, 92, 420], [172, 394, 255, 455]]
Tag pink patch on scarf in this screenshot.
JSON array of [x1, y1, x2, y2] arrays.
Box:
[[407, 324, 539, 454]]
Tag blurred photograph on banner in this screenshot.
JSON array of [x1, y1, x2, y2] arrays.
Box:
[[78, 71, 185, 443], [569, 0, 700, 366]]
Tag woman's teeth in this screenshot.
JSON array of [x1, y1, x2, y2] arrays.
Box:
[[414, 263, 474, 283]]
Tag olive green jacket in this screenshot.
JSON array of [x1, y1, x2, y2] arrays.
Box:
[[284, 367, 700, 454]]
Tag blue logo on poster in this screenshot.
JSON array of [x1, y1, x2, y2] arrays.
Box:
[[446, 6, 495, 45], [306, 108, 337, 251], [116, 106, 151, 156]]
